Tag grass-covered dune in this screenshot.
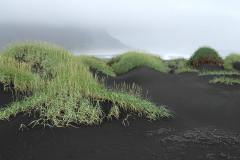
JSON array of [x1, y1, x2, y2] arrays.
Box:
[[0, 43, 170, 127], [108, 51, 169, 75]]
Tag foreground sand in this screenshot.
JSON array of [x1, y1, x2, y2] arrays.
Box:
[[0, 67, 240, 160]]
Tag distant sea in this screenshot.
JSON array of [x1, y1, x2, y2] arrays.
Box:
[[75, 50, 191, 60], [74, 49, 238, 60]]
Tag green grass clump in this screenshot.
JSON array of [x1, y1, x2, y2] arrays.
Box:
[[224, 54, 240, 70], [109, 51, 169, 75], [77, 55, 115, 76], [3, 42, 70, 79], [209, 77, 240, 85], [166, 58, 198, 73], [0, 56, 41, 93], [107, 105, 120, 119], [0, 43, 171, 127], [189, 47, 223, 68]]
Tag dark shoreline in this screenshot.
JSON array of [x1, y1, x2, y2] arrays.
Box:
[[1, 67, 240, 160]]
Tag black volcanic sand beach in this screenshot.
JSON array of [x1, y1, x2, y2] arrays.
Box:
[[1, 67, 240, 160]]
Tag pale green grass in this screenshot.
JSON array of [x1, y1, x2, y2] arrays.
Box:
[[224, 54, 240, 70], [0, 56, 41, 93], [209, 77, 240, 85], [0, 43, 171, 127], [110, 51, 169, 75]]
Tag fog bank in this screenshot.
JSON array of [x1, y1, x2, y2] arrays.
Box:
[[1, 0, 240, 58]]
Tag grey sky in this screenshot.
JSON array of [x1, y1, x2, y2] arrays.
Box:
[[1, 0, 240, 58]]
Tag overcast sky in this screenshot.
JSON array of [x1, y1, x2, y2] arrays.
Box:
[[2, 0, 240, 58]]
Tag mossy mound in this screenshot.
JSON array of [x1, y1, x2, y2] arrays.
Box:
[[189, 47, 223, 69]]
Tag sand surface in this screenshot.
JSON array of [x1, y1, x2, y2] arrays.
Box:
[[1, 67, 240, 160]]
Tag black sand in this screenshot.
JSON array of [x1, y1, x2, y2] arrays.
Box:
[[1, 67, 240, 160], [0, 83, 14, 108]]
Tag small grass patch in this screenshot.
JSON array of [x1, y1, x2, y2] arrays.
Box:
[[109, 51, 169, 75], [188, 47, 223, 68], [209, 77, 240, 85], [224, 54, 240, 70], [0, 43, 171, 127]]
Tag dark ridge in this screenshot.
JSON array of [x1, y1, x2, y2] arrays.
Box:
[[197, 64, 224, 71], [1, 67, 240, 160], [233, 62, 240, 71]]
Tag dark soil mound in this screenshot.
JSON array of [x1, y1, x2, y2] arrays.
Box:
[[1, 67, 240, 160], [233, 62, 240, 71], [197, 64, 224, 71]]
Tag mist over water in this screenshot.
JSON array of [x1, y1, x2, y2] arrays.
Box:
[[74, 49, 129, 59], [1, 0, 240, 59]]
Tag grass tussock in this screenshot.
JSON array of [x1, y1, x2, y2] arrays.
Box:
[[224, 54, 240, 70], [109, 51, 169, 75], [0, 56, 40, 93], [209, 77, 240, 85], [189, 47, 223, 68], [0, 43, 171, 127]]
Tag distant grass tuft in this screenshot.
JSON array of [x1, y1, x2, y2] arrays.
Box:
[[224, 54, 240, 70], [109, 51, 169, 75], [189, 47, 223, 68], [0, 43, 171, 127], [199, 70, 240, 76], [209, 77, 240, 85]]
